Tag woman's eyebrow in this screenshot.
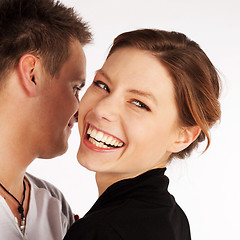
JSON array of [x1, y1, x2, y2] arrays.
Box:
[[95, 69, 112, 83], [95, 69, 157, 104], [128, 89, 157, 104]]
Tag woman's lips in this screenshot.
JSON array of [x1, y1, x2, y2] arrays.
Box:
[[83, 124, 125, 151]]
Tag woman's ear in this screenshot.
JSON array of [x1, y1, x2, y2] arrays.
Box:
[[18, 54, 38, 97], [169, 126, 201, 153]]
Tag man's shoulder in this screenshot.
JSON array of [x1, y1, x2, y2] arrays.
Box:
[[25, 172, 74, 225], [25, 172, 63, 199]]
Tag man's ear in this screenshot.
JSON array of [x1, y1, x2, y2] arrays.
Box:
[[169, 126, 201, 153], [18, 54, 38, 97]]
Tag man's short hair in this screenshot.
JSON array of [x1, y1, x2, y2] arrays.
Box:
[[0, 0, 92, 83]]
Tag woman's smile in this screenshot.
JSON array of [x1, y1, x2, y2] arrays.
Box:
[[84, 124, 125, 152]]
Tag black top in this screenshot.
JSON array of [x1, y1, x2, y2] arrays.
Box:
[[64, 168, 191, 240]]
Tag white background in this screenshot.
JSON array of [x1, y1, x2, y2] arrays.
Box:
[[27, 0, 240, 239]]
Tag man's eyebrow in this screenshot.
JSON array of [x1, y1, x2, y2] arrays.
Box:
[[128, 89, 158, 104], [95, 69, 112, 83], [73, 79, 85, 87]]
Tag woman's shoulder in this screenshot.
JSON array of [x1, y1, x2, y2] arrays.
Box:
[[65, 198, 190, 240], [64, 216, 123, 240]]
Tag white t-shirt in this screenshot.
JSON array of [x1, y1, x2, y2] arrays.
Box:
[[0, 173, 74, 240]]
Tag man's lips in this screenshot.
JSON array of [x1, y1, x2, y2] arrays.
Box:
[[68, 112, 78, 129]]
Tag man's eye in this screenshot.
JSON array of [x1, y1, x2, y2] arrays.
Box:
[[131, 99, 151, 111], [73, 86, 81, 99], [73, 86, 81, 93], [93, 81, 110, 93]]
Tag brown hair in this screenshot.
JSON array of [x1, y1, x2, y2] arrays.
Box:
[[0, 0, 92, 83], [108, 29, 221, 160]]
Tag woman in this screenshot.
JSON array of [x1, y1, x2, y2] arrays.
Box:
[[64, 29, 221, 240]]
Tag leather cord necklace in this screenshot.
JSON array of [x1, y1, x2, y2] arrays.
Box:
[[0, 180, 26, 235]]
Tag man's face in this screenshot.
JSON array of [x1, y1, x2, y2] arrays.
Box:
[[33, 39, 86, 158]]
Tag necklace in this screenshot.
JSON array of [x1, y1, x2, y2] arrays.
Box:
[[0, 180, 26, 235]]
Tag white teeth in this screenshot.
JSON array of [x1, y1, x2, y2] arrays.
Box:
[[87, 125, 124, 149], [106, 136, 113, 145], [89, 137, 110, 149], [118, 142, 123, 147], [95, 131, 104, 141], [111, 139, 116, 146], [87, 127, 92, 135], [89, 137, 93, 144], [90, 128, 97, 138], [102, 134, 108, 143]]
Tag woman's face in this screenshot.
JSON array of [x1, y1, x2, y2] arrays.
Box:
[[77, 47, 181, 180]]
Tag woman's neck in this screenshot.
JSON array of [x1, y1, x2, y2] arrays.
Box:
[[96, 172, 132, 196], [95, 165, 167, 196], [95, 171, 145, 196]]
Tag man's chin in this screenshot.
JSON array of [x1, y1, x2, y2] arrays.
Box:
[[38, 143, 68, 159]]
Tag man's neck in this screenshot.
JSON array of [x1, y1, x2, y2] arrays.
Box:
[[0, 128, 35, 195], [0, 74, 35, 201]]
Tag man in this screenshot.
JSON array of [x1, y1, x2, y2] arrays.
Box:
[[0, 0, 92, 239]]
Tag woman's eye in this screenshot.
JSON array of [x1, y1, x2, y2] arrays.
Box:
[[93, 81, 110, 93], [131, 99, 151, 111]]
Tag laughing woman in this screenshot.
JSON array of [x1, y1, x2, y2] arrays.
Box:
[[64, 29, 221, 240]]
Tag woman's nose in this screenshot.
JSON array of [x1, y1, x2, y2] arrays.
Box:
[[92, 95, 120, 122]]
